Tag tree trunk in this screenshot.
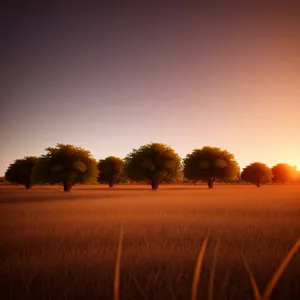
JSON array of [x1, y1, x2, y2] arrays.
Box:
[[256, 181, 261, 188], [25, 183, 32, 189], [109, 180, 115, 188], [208, 178, 214, 189], [63, 182, 73, 192], [151, 181, 159, 190]]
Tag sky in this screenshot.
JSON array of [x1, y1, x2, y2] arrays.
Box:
[[1, 2, 300, 175]]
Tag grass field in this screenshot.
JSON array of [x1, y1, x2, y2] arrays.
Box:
[[0, 184, 299, 300]]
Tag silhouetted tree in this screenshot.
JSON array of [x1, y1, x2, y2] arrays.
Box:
[[183, 146, 240, 189], [271, 163, 297, 183], [297, 171, 300, 183], [98, 156, 124, 187], [124, 143, 182, 190], [0, 176, 6, 183], [5, 156, 39, 189], [33, 144, 98, 192], [241, 162, 272, 187]]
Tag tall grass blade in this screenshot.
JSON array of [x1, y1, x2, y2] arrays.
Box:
[[191, 230, 210, 300], [220, 268, 231, 298], [242, 254, 262, 300], [132, 276, 148, 300], [262, 238, 300, 300], [114, 225, 124, 300], [208, 241, 220, 300]]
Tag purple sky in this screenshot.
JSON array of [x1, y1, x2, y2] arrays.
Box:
[[1, 3, 300, 175]]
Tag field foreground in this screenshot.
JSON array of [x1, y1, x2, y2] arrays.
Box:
[[0, 185, 300, 300]]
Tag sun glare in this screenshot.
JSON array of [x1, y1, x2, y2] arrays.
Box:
[[290, 164, 299, 170]]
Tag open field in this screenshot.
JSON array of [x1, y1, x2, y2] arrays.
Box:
[[0, 185, 300, 300]]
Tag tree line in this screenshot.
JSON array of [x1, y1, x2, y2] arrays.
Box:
[[3, 143, 299, 191]]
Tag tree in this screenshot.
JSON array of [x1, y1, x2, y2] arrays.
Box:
[[297, 171, 300, 183], [0, 176, 6, 183], [5, 157, 39, 189], [271, 163, 297, 183], [241, 162, 272, 187], [124, 143, 182, 190], [98, 156, 124, 187], [183, 146, 240, 189], [33, 144, 98, 192]]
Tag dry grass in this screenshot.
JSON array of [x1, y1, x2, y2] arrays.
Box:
[[243, 238, 300, 300], [0, 184, 299, 300], [114, 225, 124, 300], [191, 231, 209, 300], [208, 240, 220, 300]]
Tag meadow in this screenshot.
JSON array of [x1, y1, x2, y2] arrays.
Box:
[[0, 184, 299, 300]]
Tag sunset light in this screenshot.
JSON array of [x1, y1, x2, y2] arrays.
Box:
[[1, 2, 300, 300]]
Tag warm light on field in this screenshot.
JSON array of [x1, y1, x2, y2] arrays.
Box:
[[1, 185, 299, 299]]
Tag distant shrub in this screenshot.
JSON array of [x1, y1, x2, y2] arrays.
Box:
[[33, 144, 98, 192], [98, 156, 124, 187], [241, 162, 272, 187], [183, 146, 240, 189], [271, 164, 297, 183], [124, 143, 182, 190], [5, 157, 39, 189]]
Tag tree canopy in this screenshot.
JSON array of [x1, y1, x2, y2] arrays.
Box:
[[33, 144, 98, 191], [241, 162, 272, 187], [124, 143, 182, 190], [183, 146, 240, 188], [5, 156, 39, 189], [271, 163, 297, 183], [297, 171, 300, 182], [98, 156, 124, 187]]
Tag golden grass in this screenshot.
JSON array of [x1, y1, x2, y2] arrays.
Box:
[[114, 225, 124, 300], [243, 254, 262, 300], [208, 240, 219, 300], [191, 231, 210, 300], [0, 184, 299, 299], [263, 238, 300, 300], [243, 238, 300, 300]]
